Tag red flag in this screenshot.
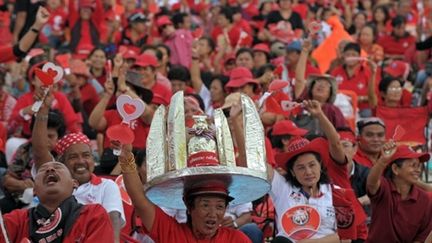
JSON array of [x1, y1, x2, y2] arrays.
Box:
[[376, 106, 428, 145]]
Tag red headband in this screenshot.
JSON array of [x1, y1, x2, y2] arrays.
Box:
[[55, 133, 91, 156]]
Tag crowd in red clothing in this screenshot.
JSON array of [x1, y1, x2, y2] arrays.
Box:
[[0, 0, 430, 242]]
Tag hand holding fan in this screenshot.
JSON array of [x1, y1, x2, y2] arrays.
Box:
[[107, 95, 146, 155], [31, 62, 64, 113]]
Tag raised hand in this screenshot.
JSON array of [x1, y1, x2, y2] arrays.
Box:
[[34, 6, 50, 29], [303, 100, 322, 117], [379, 140, 397, 165]]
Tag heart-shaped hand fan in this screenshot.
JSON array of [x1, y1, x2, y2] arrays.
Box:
[[116, 95, 146, 124], [308, 21, 322, 35], [35, 62, 64, 86], [392, 125, 406, 142]]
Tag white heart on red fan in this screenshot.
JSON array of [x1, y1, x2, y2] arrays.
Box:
[[42, 62, 64, 83], [116, 94, 145, 123], [308, 21, 322, 34]]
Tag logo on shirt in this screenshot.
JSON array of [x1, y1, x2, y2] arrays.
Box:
[[36, 208, 62, 234], [335, 205, 355, 229], [281, 205, 321, 240]]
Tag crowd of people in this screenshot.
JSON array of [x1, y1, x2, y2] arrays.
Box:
[[0, 0, 430, 242]]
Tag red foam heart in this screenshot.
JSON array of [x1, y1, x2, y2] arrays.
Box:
[[308, 21, 322, 34], [106, 124, 135, 144], [34, 68, 54, 86], [123, 103, 136, 115], [46, 68, 58, 78]]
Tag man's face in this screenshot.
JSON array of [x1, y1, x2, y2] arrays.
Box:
[[358, 124, 386, 154], [63, 143, 95, 185], [189, 196, 227, 239], [341, 140, 357, 162], [393, 24, 406, 37], [236, 53, 254, 70], [34, 162, 76, 202]]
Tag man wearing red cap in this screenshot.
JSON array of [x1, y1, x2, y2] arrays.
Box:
[[157, 15, 193, 68], [367, 142, 432, 242], [32, 97, 125, 243]]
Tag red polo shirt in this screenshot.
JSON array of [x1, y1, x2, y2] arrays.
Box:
[[377, 34, 416, 56], [353, 149, 374, 168], [367, 177, 432, 243], [331, 64, 372, 110]]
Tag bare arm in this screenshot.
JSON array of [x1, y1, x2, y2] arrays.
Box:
[[32, 91, 55, 169], [88, 79, 114, 131], [367, 60, 378, 108], [416, 180, 432, 192], [118, 143, 155, 232], [18, 7, 50, 53], [190, 46, 204, 93], [366, 140, 396, 196], [235, 212, 251, 227], [294, 38, 312, 99], [304, 100, 346, 164], [2, 174, 33, 193], [108, 211, 121, 243], [13, 11, 26, 44]]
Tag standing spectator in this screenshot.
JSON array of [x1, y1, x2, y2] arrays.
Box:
[[12, 0, 43, 44], [357, 24, 384, 64], [116, 12, 150, 53], [371, 4, 391, 38], [157, 15, 193, 68], [39, 0, 68, 48], [87, 47, 108, 86], [366, 142, 432, 242], [377, 15, 416, 60], [264, 0, 304, 39]]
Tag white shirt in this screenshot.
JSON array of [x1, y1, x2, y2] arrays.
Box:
[[270, 172, 336, 241], [73, 175, 126, 227]]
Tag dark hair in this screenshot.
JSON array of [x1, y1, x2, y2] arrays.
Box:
[[372, 5, 390, 24], [283, 152, 330, 188], [156, 43, 171, 58], [171, 12, 188, 29], [255, 63, 275, 78], [186, 93, 206, 112], [211, 74, 229, 87], [219, 6, 234, 23], [343, 42, 361, 54], [199, 36, 216, 53], [308, 78, 333, 103], [236, 47, 254, 59], [384, 158, 405, 179], [391, 15, 406, 28], [360, 23, 379, 43], [88, 47, 107, 60], [270, 134, 292, 149], [141, 44, 157, 55], [378, 76, 403, 93], [30, 109, 66, 138], [168, 65, 190, 82], [357, 117, 386, 134], [134, 149, 146, 168]]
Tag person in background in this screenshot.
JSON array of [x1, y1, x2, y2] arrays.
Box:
[[367, 142, 432, 242], [354, 118, 386, 168]]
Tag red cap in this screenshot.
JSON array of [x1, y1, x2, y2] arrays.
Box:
[[338, 130, 356, 144], [384, 61, 410, 80], [275, 137, 328, 170], [390, 145, 430, 163], [79, 0, 94, 9], [225, 67, 259, 90], [133, 54, 158, 68], [272, 120, 308, 136], [123, 49, 138, 60], [70, 59, 91, 78], [152, 93, 170, 106], [184, 180, 234, 202], [156, 15, 173, 27], [253, 43, 270, 54]]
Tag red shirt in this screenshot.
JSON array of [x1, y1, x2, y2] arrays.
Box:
[[377, 34, 416, 56], [152, 81, 172, 104], [0, 45, 16, 63], [80, 82, 100, 115], [353, 149, 374, 168], [331, 65, 372, 110], [1, 204, 115, 243], [103, 110, 149, 149], [211, 26, 242, 48], [9, 91, 81, 137], [148, 207, 251, 243], [367, 177, 432, 243]]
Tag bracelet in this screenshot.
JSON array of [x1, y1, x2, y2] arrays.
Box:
[[119, 154, 137, 174], [31, 28, 39, 34], [35, 114, 48, 121]]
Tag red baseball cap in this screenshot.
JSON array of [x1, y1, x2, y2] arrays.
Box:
[[225, 67, 259, 91], [152, 93, 170, 106], [275, 137, 328, 170], [123, 49, 138, 60], [390, 145, 430, 163], [253, 43, 270, 54], [272, 120, 307, 136], [156, 15, 173, 27], [384, 61, 410, 80], [79, 0, 94, 9], [133, 54, 158, 68], [184, 180, 234, 202]]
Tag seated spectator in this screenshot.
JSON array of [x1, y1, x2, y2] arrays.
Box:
[[377, 15, 416, 60], [32, 95, 125, 242], [0, 110, 65, 213], [357, 24, 384, 63], [367, 142, 432, 242], [0, 161, 115, 242], [354, 118, 386, 168]]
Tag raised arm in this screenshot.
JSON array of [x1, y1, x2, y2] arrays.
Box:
[[117, 143, 156, 232], [88, 78, 114, 131], [304, 100, 346, 164], [367, 59, 378, 108], [32, 90, 56, 169], [366, 140, 396, 195], [190, 46, 204, 93], [295, 38, 312, 99]]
